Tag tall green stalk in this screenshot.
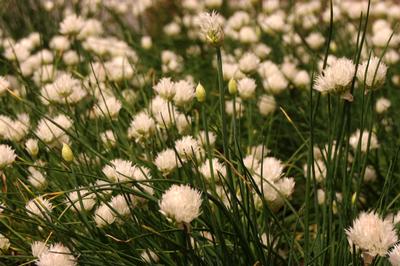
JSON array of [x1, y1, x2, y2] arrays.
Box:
[[216, 48, 230, 167]]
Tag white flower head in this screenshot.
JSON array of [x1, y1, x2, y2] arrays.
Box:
[[94, 202, 116, 227], [25, 196, 53, 220], [154, 149, 179, 175], [141, 249, 159, 263], [346, 211, 398, 257], [66, 188, 96, 212], [237, 77, 256, 99], [91, 96, 122, 119], [258, 94, 276, 116], [35, 114, 73, 147], [173, 80, 195, 107], [25, 138, 39, 156], [27, 166, 47, 189], [314, 57, 355, 101], [197, 131, 217, 147], [0, 113, 30, 142], [175, 136, 202, 161], [0, 234, 10, 251], [102, 159, 135, 182], [31, 241, 48, 258], [199, 11, 224, 46], [0, 144, 16, 169], [239, 53, 260, 73], [389, 244, 400, 266], [159, 184, 202, 224], [0, 76, 10, 95], [256, 157, 285, 182], [357, 56, 388, 90], [60, 14, 84, 35], [199, 158, 226, 182], [349, 130, 379, 153], [37, 243, 77, 266], [127, 112, 156, 142], [375, 97, 391, 114], [153, 77, 176, 100]]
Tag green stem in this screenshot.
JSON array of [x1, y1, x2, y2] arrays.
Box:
[[216, 48, 230, 165]]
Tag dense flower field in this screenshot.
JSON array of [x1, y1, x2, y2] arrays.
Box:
[[0, 0, 399, 265]]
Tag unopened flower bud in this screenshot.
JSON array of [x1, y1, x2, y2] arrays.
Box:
[[196, 83, 206, 102], [62, 143, 74, 162], [25, 139, 39, 157], [141, 36, 152, 50], [228, 78, 237, 95], [351, 192, 357, 205]]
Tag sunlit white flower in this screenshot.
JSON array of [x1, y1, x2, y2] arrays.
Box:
[[239, 53, 260, 73], [49, 35, 70, 51], [303, 159, 326, 183], [127, 112, 156, 142], [0, 114, 30, 141], [173, 80, 195, 107], [0, 76, 10, 95], [66, 188, 96, 212], [60, 14, 84, 35], [91, 96, 122, 119], [375, 97, 391, 114], [0, 144, 16, 169], [249, 144, 270, 160], [154, 149, 179, 175], [199, 11, 224, 46], [100, 130, 117, 147], [293, 70, 310, 88], [357, 56, 388, 90], [256, 157, 285, 182], [37, 243, 76, 266], [314, 58, 355, 101], [364, 165, 377, 183], [25, 139, 39, 157], [25, 196, 53, 220], [27, 166, 47, 189], [389, 244, 400, 266], [175, 136, 202, 161], [346, 211, 398, 257], [94, 202, 115, 227], [199, 158, 226, 182], [239, 26, 258, 44], [31, 241, 48, 258], [141, 249, 159, 263], [102, 159, 135, 182], [258, 94, 276, 116], [237, 77, 256, 99], [243, 155, 260, 173], [197, 131, 217, 147], [78, 18, 103, 40], [110, 194, 132, 217], [349, 130, 379, 153], [226, 98, 245, 117], [35, 115, 73, 147], [306, 32, 325, 50], [153, 77, 176, 100], [159, 184, 202, 224], [104, 56, 135, 81], [0, 234, 10, 251], [258, 13, 286, 34], [141, 36, 152, 49], [263, 72, 288, 95]]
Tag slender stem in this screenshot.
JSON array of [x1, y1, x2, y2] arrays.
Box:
[[216, 48, 230, 165]]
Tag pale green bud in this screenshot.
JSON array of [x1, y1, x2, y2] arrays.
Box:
[[196, 83, 206, 102], [62, 143, 74, 162], [228, 78, 237, 95]]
